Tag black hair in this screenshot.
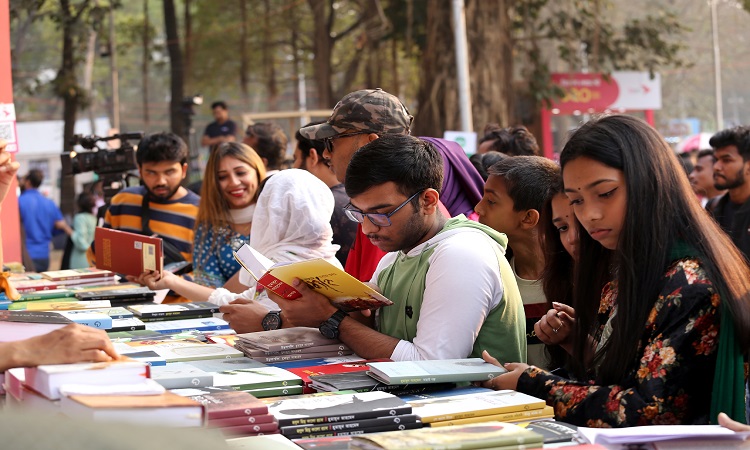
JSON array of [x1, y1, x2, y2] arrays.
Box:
[[487, 156, 560, 212], [77, 191, 96, 214], [246, 122, 288, 170], [469, 154, 488, 180], [295, 121, 326, 160], [709, 126, 750, 162], [25, 169, 43, 188], [211, 101, 228, 110], [345, 135, 443, 204], [696, 149, 715, 161], [678, 153, 694, 175], [560, 114, 750, 385], [135, 132, 188, 166], [478, 126, 540, 156]]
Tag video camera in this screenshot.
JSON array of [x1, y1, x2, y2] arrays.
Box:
[[61, 132, 145, 204]]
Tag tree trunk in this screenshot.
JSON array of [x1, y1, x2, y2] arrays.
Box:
[[239, 0, 250, 106], [142, 0, 150, 130], [413, 0, 513, 137], [308, 0, 334, 107], [263, 0, 278, 110], [183, 0, 192, 89], [163, 0, 186, 141]]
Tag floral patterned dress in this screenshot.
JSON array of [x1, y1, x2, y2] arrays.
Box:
[[192, 223, 249, 288], [516, 257, 721, 427]]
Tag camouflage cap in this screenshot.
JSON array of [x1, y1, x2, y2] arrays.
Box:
[[299, 88, 413, 140]]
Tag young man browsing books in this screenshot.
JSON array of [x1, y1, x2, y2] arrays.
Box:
[[269, 135, 527, 362], [0, 141, 119, 371]]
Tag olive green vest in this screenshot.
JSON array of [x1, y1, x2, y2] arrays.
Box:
[[377, 216, 527, 363]]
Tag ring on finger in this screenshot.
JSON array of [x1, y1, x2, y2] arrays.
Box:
[[552, 327, 560, 334]]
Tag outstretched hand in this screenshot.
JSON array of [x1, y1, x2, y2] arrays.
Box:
[[268, 278, 337, 328], [16, 324, 120, 367], [127, 270, 174, 291], [478, 350, 528, 391], [718, 412, 750, 432]]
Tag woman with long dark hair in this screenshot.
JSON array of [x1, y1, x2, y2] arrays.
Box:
[[482, 115, 750, 427]]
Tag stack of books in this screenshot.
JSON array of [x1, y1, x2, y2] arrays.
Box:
[[75, 286, 156, 306], [187, 357, 304, 398], [235, 328, 354, 363], [114, 338, 244, 364], [190, 390, 279, 436], [286, 360, 386, 394], [266, 391, 418, 439], [402, 387, 553, 426], [127, 302, 229, 334], [349, 421, 543, 450], [41, 268, 117, 286]]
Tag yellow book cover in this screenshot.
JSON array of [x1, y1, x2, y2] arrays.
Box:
[[23, 300, 111, 311], [428, 404, 554, 427], [408, 389, 547, 424], [234, 243, 392, 312]]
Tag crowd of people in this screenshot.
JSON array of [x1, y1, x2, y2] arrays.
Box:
[[3, 86, 750, 430]]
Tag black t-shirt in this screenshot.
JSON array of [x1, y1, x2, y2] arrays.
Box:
[[203, 119, 237, 138], [717, 199, 742, 234]]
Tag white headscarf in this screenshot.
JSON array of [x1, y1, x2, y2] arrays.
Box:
[[253, 168, 340, 264]]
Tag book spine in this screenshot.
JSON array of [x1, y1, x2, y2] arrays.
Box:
[[279, 405, 412, 427], [108, 323, 146, 332], [139, 313, 214, 322], [281, 414, 418, 435], [137, 310, 214, 319], [427, 407, 553, 427], [77, 293, 155, 301], [418, 402, 545, 424], [386, 371, 507, 385], [149, 324, 230, 334], [19, 292, 75, 301], [208, 414, 276, 427], [258, 274, 302, 300], [205, 406, 269, 420], [14, 285, 58, 294], [246, 385, 304, 398], [285, 421, 422, 439]]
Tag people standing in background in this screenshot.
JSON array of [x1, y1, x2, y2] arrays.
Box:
[[293, 122, 357, 266], [243, 122, 288, 177], [689, 149, 726, 211], [192, 142, 266, 288], [68, 192, 97, 269], [18, 169, 72, 272], [477, 125, 540, 156], [201, 101, 237, 148]]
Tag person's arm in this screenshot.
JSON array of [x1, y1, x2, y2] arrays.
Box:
[[388, 233, 503, 361], [127, 270, 215, 302], [0, 324, 119, 371], [492, 261, 721, 427], [54, 219, 73, 236], [201, 134, 235, 146]]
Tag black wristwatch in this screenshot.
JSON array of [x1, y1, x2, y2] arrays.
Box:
[[262, 311, 282, 331], [319, 309, 348, 339]]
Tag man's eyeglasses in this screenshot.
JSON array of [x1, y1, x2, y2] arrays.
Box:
[[344, 189, 425, 227], [323, 131, 371, 153]]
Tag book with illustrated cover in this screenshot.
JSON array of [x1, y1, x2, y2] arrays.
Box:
[[234, 243, 392, 312], [406, 389, 546, 424], [236, 327, 344, 352], [366, 358, 507, 385], [429, 404, 554, 427], [187, 358, 303, 391], [116, 339, 243, 362], [265, 391, 411, 427], [516, 419, 577, 444], [92, 306, 134, 319], [281, 414, 419, 437], [127, 302, 220, 318], [94, 227, 163, 276], [349, 421, 543, 450], [19, 300, 112, 311], [41, 268, 115, 282]]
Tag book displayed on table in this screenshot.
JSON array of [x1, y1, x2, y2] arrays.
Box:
[[150, 362, 214, 389], [115, 339, 243, 363], [19, 299, 112, 311], [234, 243, 393, 312], [293, 435, 353, 450], [226, 434, 304, 450], [24, 360, 150, 400], [236, 327, 346, 353], [190, 390, 281, 436], [428, 404, 554, 426], [41, 268, 116, 282], [281, 414, 422, 439], [266, 391, 411, 427], [109, 317, 146, 332], [348, 421, 543, 450], [60, 391, 204, 427], [75, 286, 156, 302], [57, 309, 112, 329], [405, 389, 547, 424], [94, 227, 164, 276], [0, 310, 73, 342], [9, 289, 76, 301], [309, 371, 457, 397], [516, 419, 578, 444], [187, 357, 304, 392], [366, 358, 507, 385], [9, 278, 60, 293], [286, 360, 383, 394], [127, 302, 219, 319], [143, 317, 230, 334]]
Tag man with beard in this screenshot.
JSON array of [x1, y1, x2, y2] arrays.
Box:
[[709, 127, 750, 261], [90, 132, 200, 264], [271, 135, 526, 363]]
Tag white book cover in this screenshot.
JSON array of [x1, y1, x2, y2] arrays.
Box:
[[144, 317, 229, 334], [24, 361, 150, 400], [150, 362, 214, 389], [366, 358, 507, 385]]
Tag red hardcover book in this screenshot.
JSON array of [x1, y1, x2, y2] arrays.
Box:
[[189, 391, 268, 420], [210, 413, 277, 427], [287, 359, 390, 394], [94, 227, 163, 276], [10, 279, 59, 293]]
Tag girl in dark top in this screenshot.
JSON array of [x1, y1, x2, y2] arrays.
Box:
[[482, 114, 750, 427]]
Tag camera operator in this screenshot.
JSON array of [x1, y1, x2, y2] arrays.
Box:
[[88, 132, 200, 266]]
